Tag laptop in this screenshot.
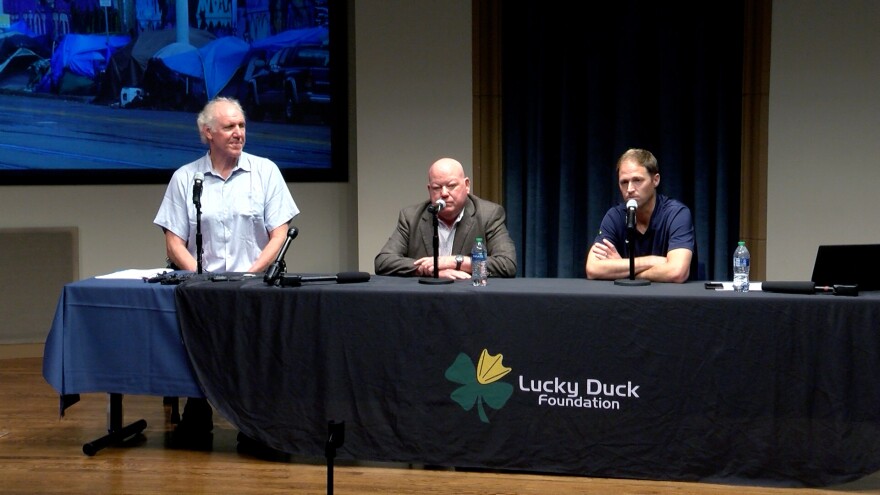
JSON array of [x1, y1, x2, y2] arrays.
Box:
[[811, 244, 880, 291]]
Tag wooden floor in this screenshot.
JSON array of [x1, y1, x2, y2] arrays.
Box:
[[3, 357, 880, 495]]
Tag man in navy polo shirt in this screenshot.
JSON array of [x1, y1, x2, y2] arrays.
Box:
[[585, 148, 695, 283]]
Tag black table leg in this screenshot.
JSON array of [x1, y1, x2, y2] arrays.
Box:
[[82, 393, 147, 456]]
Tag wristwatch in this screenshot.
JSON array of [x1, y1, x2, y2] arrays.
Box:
[[455, 255, 464, 271]]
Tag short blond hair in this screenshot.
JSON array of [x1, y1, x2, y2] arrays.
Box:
[[616, 148, 659, 176]]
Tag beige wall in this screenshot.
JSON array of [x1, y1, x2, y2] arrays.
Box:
[[354, 0, 473, 271], [0, 183, 354, 277], [767, 0, 880, 278]]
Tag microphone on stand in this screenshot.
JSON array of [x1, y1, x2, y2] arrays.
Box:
[[625, 199, 636, 230], [420, 198, 453, 285], [193, 172, 205, 274], [193, 172, 204, 207], [428, 199, 446, 214], [265, 226, 299, 285], [615, 199, 649, 286]]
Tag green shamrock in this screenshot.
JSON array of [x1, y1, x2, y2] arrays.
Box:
[[445, 349, 513, 423]]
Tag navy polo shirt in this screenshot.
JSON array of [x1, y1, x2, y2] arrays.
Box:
[[593, 194, 695, 259]]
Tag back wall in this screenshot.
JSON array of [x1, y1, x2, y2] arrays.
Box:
[[1, 0, 877, 345], [767, 0, 880, 279]]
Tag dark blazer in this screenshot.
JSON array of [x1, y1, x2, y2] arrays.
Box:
[[374, 194, 517, 277]]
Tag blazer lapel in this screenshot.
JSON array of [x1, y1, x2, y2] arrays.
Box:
[[451, 196, 476, 254], [418, 207, 436, 257]]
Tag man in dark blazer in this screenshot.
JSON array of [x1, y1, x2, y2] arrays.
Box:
[[375, 157, 517, 279]]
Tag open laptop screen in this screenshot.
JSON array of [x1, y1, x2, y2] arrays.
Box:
[[811, 244, 880, 290]]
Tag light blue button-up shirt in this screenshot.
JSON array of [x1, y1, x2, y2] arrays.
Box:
[[154, 151, 299, 273]]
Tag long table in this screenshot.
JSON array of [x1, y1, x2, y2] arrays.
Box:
[[43, 275, 880, 487]]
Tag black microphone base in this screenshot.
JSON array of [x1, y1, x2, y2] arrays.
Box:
[[614, 278, 651, 286], [419, 277, 454, 285]]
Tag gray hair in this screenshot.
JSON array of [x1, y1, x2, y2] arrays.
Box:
[[197, 97, 245, 144]]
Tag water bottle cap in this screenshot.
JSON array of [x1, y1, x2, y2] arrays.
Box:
[[738, 241, 745, 246]]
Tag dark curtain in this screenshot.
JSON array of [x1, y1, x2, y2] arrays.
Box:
[[503, 2, 742, 280]]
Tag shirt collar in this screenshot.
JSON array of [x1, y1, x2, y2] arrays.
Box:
[[204, 152, 250, 179]]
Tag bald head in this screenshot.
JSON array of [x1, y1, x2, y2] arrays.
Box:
[[428, 158, 465, 180], [427, 157, 470, 223]]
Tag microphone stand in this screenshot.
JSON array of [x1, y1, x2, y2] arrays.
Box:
[[194, 197, 203, 275], [615, 221, 650, 286], [325, 421, 344, 495], [419, 205, 453, 285]]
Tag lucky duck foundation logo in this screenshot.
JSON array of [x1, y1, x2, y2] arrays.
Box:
[[445, 349, 513, 423], [446, 349, 642, 420]]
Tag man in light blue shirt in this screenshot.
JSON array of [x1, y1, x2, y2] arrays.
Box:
[[154, 97, 299, 273], [153, 96, 299, 445]]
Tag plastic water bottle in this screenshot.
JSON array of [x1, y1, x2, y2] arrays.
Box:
[[471, 237, 488, 286], [732, 241, 750, 292]]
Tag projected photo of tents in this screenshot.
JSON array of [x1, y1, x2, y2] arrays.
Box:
[[0, 0, 346, 183]]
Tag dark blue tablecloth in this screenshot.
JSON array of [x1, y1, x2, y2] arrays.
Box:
[[41, 274, 880, 487], [174, 276, 880, 487]]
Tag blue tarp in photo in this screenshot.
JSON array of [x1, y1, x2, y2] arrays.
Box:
[[156, 36, 250, 99], [50, 33, 131, 87]]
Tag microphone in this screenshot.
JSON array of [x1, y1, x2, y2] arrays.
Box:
[[762, 280, 858, 296], [193, 172, 204, 206], [625, 199, 637, 230], [280, 271, 371, 287], [761, 281, 815, 294], [264, 226, 299, 285], [428, 199, 446, 214]]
